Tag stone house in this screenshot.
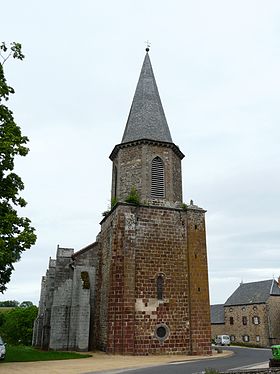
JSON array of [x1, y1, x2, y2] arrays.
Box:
[[210, 304, 225, 340], [211, 279, 280, 347], [33, 49, 212, 355]]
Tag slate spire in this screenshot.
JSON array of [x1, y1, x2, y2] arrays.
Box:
[[121, 51, 173, 143]]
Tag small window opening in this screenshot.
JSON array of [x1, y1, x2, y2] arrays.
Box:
[[230, 317, 234, 325], [157, 274, 164, 300], [195, 224, 198, 230], [252, 316, 260, 325], [242, 316, 247, 325], [155, 324, 169, 341], [151, 157, 165, 198]]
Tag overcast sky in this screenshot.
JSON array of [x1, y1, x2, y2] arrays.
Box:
[[1, 0, 280, 305]]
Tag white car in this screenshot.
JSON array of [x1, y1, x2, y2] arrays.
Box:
[[0, 337, 6, 360], [215, 335, 230, 346]]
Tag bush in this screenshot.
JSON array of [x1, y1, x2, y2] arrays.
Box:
[[125, 187, 140, 205], [0, 300, 19, 307], [0, 305, 38, 345]]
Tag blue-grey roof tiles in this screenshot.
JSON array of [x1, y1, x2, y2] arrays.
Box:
[[224, 279, 280, 306], [121, 52, 173, 144], [211, 304, 225, 324]]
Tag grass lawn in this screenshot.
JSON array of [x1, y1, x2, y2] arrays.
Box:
[[1, 345, 92, 363], [0, 307, 14, 313]]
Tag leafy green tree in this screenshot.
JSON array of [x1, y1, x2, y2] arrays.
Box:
[[0, 305, 38, 345], [0, 42, 36, 293], [0, 312, 5, 328], [0, 300, 19, 307], [19, 301, 33, 308]]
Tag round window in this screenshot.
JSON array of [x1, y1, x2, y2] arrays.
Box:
[[155, 324, 169, 341]]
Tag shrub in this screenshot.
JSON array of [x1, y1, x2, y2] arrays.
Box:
[[0, 305, 38, 345], [125, 187, 140, 205]]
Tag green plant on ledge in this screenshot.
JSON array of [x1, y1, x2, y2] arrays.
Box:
[[102, 197, 119, 217], [125, 186, 140, 205], [181, 202, 188, 210], [111, 196, 118, 209]]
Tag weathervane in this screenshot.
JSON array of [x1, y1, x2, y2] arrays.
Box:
[[145, 40, 151, 52]]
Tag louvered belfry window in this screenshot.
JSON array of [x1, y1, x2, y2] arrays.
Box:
[[151, 157, 165, 198]]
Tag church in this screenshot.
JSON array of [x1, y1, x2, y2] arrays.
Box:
[[33, 48, 212, 355]]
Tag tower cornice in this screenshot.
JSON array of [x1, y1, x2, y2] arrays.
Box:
[[109, 138, 185, 161]]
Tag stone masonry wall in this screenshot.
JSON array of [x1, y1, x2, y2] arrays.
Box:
[[49, 247, 74, 350], [35, 258, 56, 350], [94, 221, 113, 351], [133, 205, 189, 355], [72, 243, 99, 351], [95, 202, 211, 355], [224, 304, 269, 347], [211, 324, 225, 340], [32, 275, 46, 347], [267, 296, 280, 345], [111, 143, 182, 208], [68, 265, 94, 351], [34, 243, 98, 352], [186, 206, 212, 355]]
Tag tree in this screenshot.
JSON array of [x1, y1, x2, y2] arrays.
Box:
[[0, 305, 38, 345], [19, 301, 33, 308], [0, 300, 19, 307], [0, 42, 36, 293]]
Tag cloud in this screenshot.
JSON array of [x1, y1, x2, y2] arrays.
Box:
[[1, 0, 280, 306]]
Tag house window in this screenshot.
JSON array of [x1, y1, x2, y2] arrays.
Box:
[[252, 316, 260, 325], [243, 335, 250, 342], [242, 316, 247, 325], [230, 335, 235, 342], [151, 157, 165, 198], [156, 274, 164, 300], [230, 317, 234, 325], [256, 335, 260, 342]]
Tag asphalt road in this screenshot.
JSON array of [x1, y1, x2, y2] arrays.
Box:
[[97, 346, 271, 374]]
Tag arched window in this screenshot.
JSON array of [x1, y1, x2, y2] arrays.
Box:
[[157, 274, 164, 300], [151, 157, 165, 198]]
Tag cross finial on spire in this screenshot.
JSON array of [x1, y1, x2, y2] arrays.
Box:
[[145, 40, 151, 52]]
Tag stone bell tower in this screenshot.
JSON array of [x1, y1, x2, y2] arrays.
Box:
[[94, 49, 211, 355], [110, 51, 184, 208]]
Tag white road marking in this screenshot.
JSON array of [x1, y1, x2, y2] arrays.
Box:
[[228, 361, 269, 371]]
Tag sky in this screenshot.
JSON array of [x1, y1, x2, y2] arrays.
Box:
[[1, 0, 280, 306]]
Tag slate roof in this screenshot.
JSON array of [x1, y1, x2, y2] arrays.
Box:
[[224, 279, 280, 306], [211, 304, 225, 324], [121, 51, 173, 144]]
